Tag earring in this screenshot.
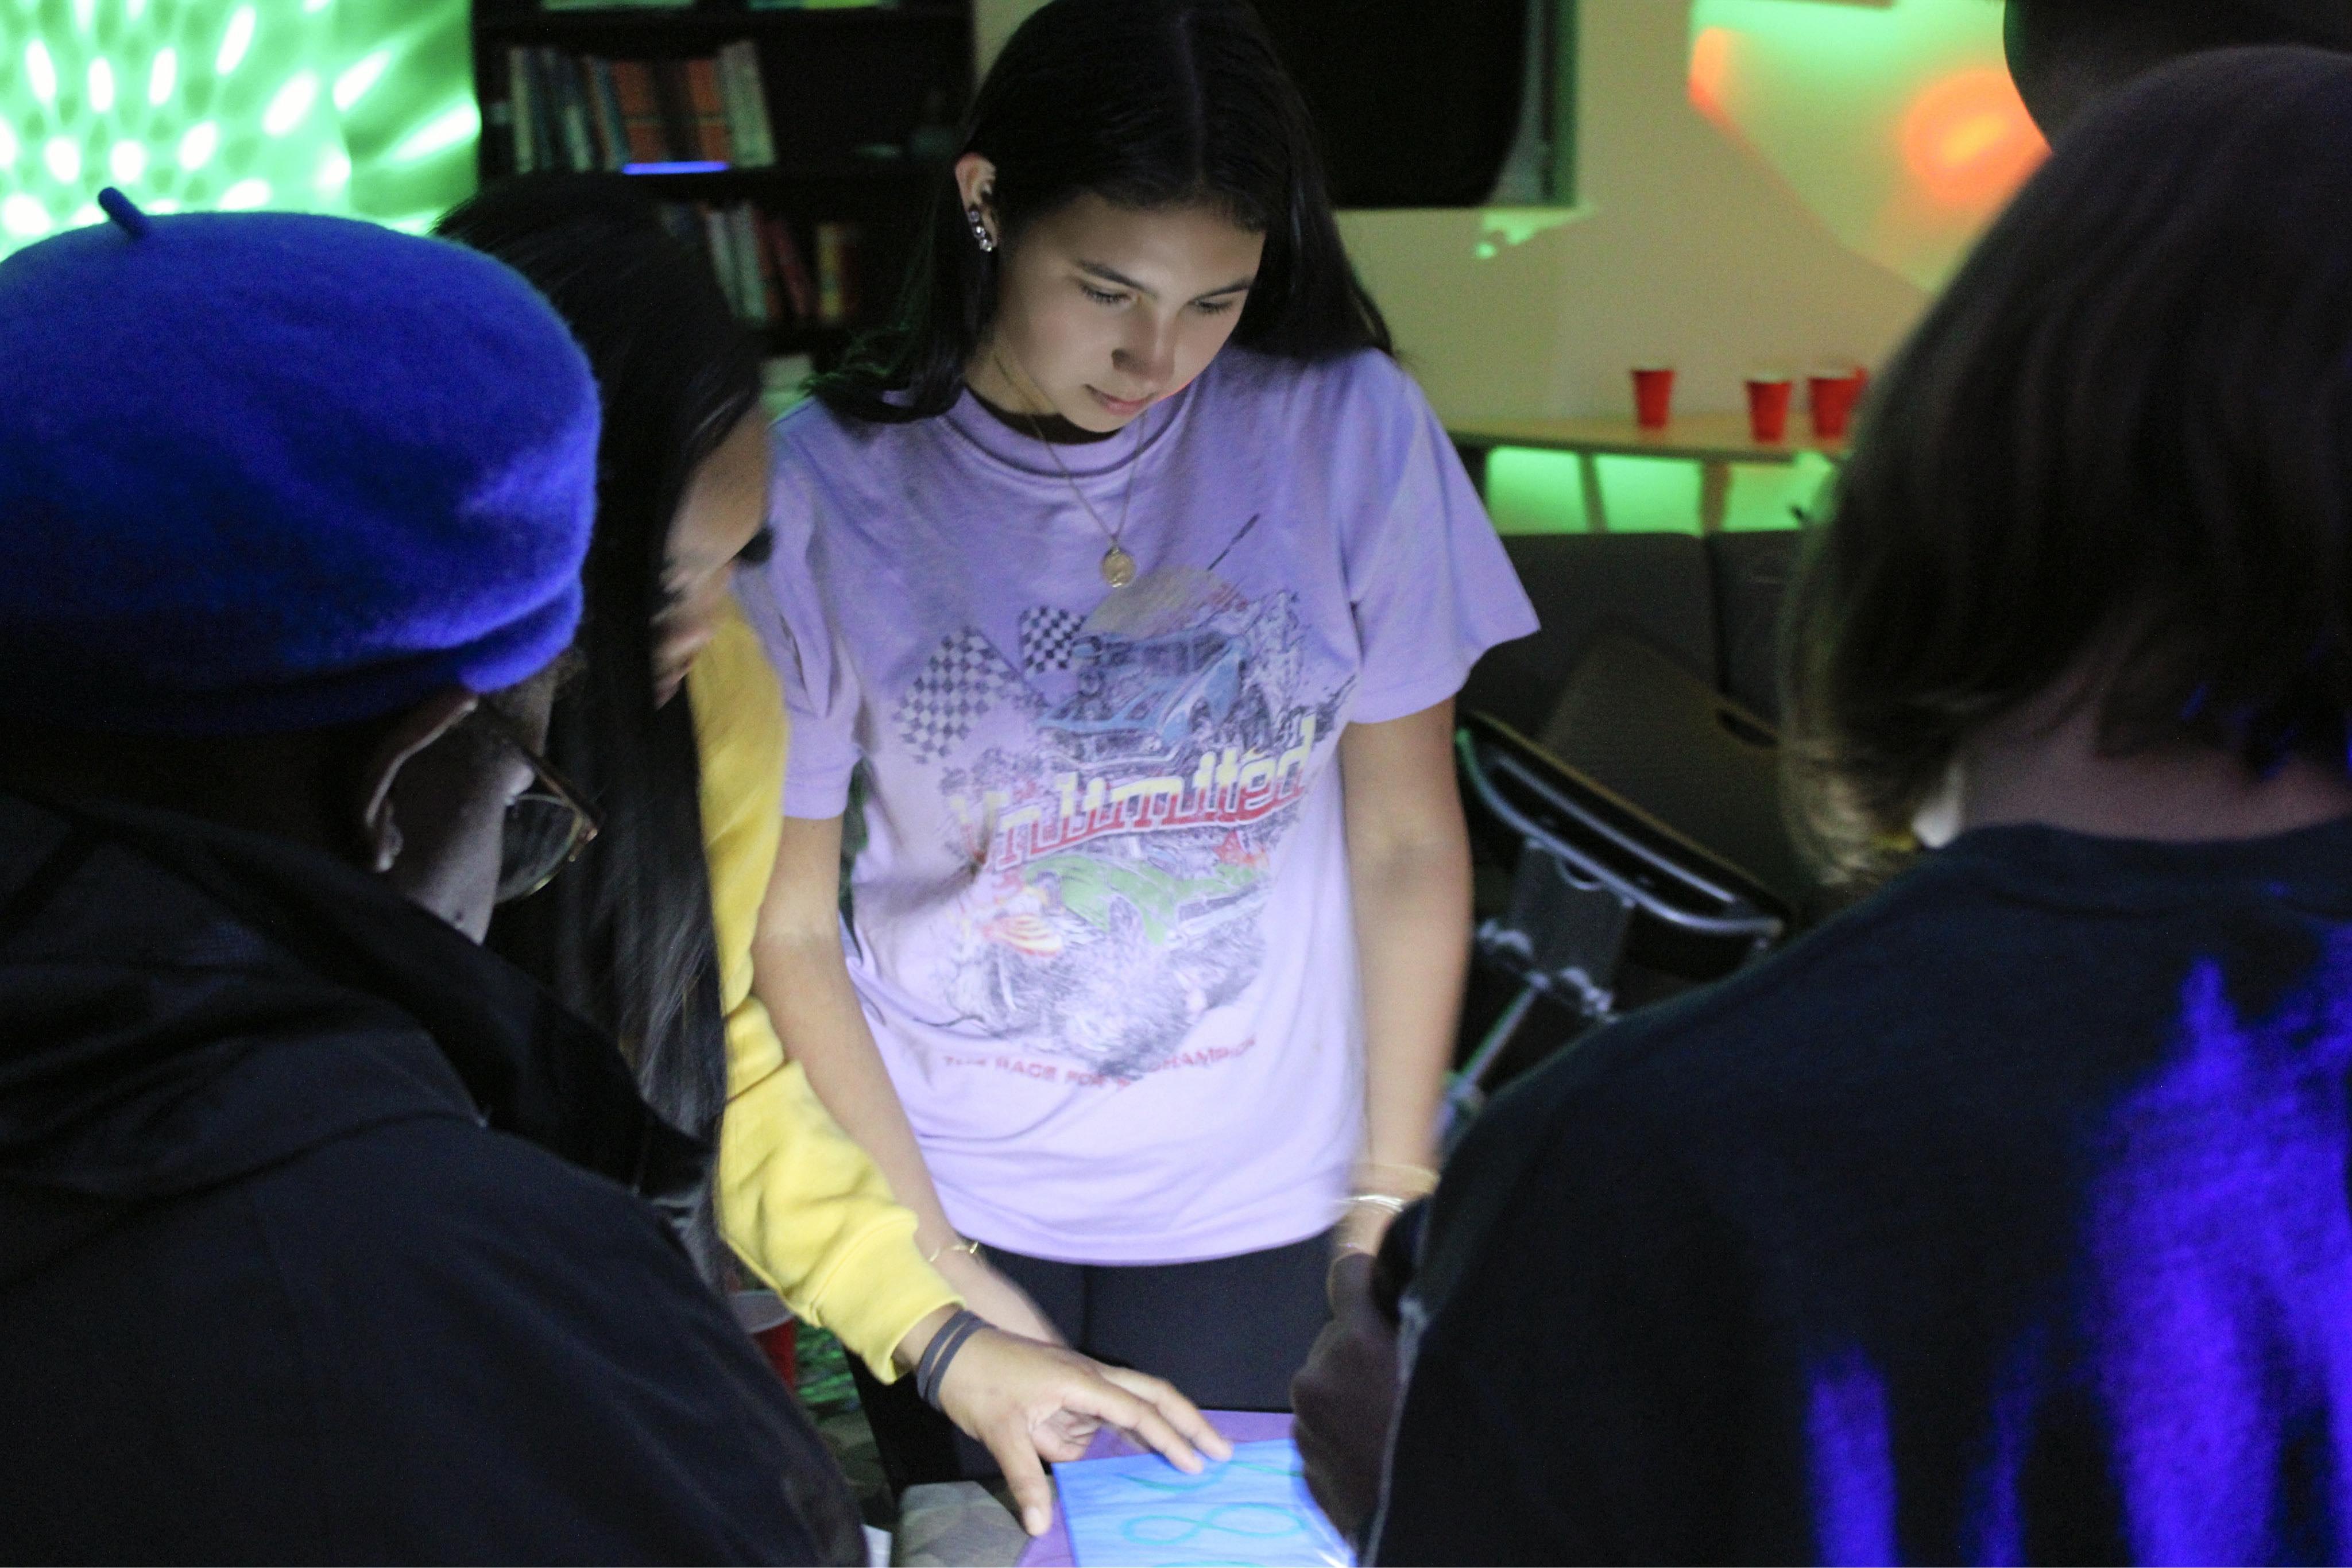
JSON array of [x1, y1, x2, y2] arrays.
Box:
[[966, 205, 996, 254]]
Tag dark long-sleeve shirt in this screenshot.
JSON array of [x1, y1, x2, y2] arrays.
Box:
[[1376, 819, 2352, 1565]]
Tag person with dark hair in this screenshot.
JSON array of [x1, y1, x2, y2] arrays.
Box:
[[2004, 0, 2352, 137], [0, 196, 855, 1562], [436, 176, 1228, 1540], [1354, 47, 2352, 1564], [748, 0, 1536, 1490]]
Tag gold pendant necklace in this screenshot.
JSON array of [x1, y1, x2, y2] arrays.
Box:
[[1000, 358, 1143, 589]]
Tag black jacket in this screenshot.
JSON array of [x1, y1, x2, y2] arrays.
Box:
[[0, 790, 861, 1564], [1376, 820, 2352, 1565]]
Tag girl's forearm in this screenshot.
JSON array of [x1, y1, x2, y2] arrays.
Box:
[[1350, 833, 1471, 1181], [755, 931, 964, 1252]]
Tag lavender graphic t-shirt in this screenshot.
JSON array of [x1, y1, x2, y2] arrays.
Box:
[[753, 347, 1535, 1263]]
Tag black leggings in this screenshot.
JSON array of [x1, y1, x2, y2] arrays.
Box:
[[851, 1230, 1333, 1490]]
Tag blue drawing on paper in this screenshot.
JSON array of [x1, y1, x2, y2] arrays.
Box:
[[1054, 1439, 1356, 1567]]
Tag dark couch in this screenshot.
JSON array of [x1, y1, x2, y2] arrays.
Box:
[[1463, 529, 1804, 736]]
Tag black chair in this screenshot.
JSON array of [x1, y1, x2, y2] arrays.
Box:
[[1446, 708, 1789, 1139], [1446, 529, 1811, 1132]]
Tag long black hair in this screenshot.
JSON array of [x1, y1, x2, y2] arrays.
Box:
[[436, 176, 763, 1283], [1781, 47, 2352, 881], [818, 0, 1390, 423]]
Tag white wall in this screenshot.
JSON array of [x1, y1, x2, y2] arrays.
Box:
[[973, 0, 1931, 419]]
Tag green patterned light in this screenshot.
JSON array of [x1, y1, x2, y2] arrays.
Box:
[[212, 6, 252, 76], [1, 0, 481, 259]]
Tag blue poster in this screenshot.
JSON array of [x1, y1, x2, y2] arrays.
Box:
[[1054, 1438, 1357, 1568]]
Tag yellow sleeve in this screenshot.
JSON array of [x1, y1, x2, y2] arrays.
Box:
[[690, 600, 960, 1380]]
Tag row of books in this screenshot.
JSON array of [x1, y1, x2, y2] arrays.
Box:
[[505, 42, 776, 173], [655, 201, 864, 327]]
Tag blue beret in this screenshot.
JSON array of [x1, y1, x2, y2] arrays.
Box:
[[0, 196, 600, 736]]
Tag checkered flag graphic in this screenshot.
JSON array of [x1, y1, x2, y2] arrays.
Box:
[[895, 628, 1028, 763], [1019, 606, 1086, 674]]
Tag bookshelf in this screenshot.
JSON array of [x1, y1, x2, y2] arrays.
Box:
[[469, 0, 976, 374]]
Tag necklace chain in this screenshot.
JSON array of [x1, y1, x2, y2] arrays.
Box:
[[995, 354, 1142, 589]]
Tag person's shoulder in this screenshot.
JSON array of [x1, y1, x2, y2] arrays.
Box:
[[1463, 862, 1986, 1166], [247, 1114, 698, 1303], [241, 1116, 776, 1452], [1204, 343, 1412, 410], [771, 394, 855, 459]]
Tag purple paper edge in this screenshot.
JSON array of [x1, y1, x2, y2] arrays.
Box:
[[1016, 1411, 1295, 1568]]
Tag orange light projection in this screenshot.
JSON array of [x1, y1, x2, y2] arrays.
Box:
[[1901, 67, 2045, 207], [1688, 0, 2049, 288], [1689, 26, 1739, 128]]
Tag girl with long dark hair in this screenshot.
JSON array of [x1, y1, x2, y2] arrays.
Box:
[[439, 176, 1225, 1540], [749, 0, 1536, 1480]]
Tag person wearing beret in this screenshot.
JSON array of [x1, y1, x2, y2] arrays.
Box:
[[436, 176, 1227, 1540], [0, 195, 861, 1563]]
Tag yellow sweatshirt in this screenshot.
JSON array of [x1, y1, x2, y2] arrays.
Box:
[[691, 601, 960, 1379]]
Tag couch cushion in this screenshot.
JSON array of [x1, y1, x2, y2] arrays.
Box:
[[1461, 533, 1716, 737], [1705, 530, 1804, 726]]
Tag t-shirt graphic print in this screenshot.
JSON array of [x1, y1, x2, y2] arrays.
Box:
[[756, 347, 1535, 1262], [908, 562, 1342, 1082]]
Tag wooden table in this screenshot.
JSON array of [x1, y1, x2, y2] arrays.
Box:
[[1449, 413, 1850, 533]]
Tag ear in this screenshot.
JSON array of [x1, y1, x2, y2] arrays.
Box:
[[955, 152, 999, 235], [353, 686, 481, 873]]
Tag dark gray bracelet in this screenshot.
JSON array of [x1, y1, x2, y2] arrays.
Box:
[[915, 1308, 989, 1410]]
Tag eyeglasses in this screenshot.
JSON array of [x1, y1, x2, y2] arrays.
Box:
[[471, 702, 600, 904]]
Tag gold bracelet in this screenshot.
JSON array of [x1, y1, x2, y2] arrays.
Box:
[[924, 1236, 982, 1267], [1344, 1193, 1413, 1217], [1352, 1160, 1438, 1195]]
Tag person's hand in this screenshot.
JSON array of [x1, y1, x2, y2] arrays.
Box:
[[931, 1329, 1236, 1537], [930, 1245, 1066, 1345], [1290, 1250, 1402, 1546]]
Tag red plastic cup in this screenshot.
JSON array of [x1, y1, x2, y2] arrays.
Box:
[[1746, 376, 1794, 443], [1809, 370, 1867, 441], [1631, 366, 1676, 429]]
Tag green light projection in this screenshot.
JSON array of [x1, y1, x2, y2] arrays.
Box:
[[1484, 447, 1833, 537], [1689, 0, 2044, 291], [0, 0, 478, 258]]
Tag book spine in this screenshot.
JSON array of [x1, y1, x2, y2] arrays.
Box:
[[714, 43, 753, 165], [652, 58, 698, 164], [608, 60, 667, 165], [728, 204, 771, 324], [506, 47, 536, 173], [702, 204, 745, 318], [543, 49, 595, 173], [684, 56, 734, 165], [718, 42, 776, 167], [759, 211, 817, 321], [530, 49, 567, 173], [746, 43, 779, 165], [814, 220, 861, 326], [755, 220, 787, 323], [583, 57, 626, 171]]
